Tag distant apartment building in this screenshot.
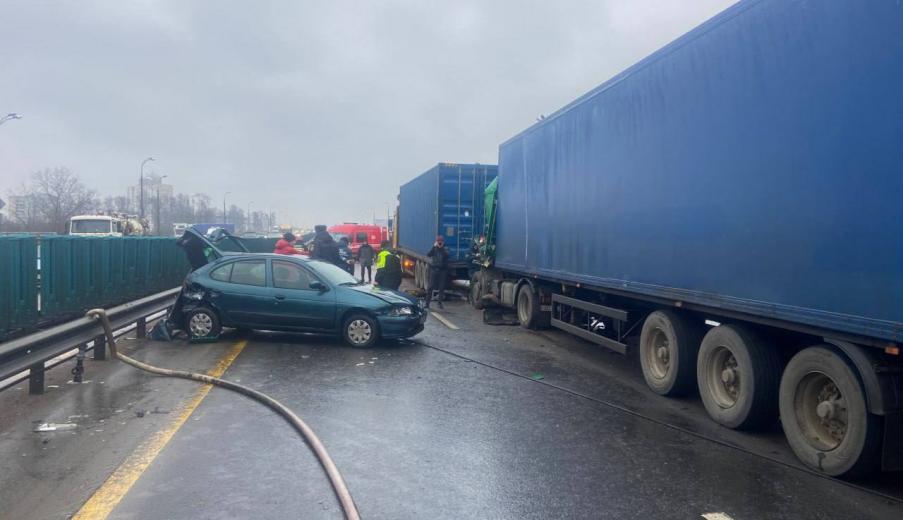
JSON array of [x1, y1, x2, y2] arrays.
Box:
[[8, 194, 35, 222], [127, 176, 174, 214]]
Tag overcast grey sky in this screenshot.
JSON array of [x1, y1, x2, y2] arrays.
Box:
[[0, 0, 734, 228]]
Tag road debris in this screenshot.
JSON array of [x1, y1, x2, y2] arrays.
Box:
[[34, 423, 77, 432]]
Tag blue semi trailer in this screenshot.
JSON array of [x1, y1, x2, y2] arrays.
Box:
[[396, 163, 497, 289], [471, 0, 903, 477]]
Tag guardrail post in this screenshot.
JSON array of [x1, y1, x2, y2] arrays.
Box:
[[93, 334, 107, 360], [29, 363, 44, 394], [136, 317, 146, 338], [71, 344, 86, 383]]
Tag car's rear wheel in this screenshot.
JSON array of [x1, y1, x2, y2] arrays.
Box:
[[186, 307, 222, 340], [343, 313, 379, 348]]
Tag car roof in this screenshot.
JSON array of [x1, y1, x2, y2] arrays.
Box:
[[211, 252, 313, 262]]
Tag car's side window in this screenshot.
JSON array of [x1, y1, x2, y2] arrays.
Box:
[[273, 260, 313, 290], [355, 232, 367, 242], [229, 260, 266, 286], [210, 263, 233, 282]]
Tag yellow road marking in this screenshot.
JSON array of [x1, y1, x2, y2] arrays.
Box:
[[431, 311, 460, 330], [72, 340, 248, 520]]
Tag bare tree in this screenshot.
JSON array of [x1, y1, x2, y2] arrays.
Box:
[[192, 193, 218, 223], [27, 167, 97, 233], [102, 195, 131, 213]]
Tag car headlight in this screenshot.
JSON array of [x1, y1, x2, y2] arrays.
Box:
[[388, 306, 414, 316]]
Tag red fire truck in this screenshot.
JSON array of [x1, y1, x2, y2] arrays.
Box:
[[327, 223, 388, 255]]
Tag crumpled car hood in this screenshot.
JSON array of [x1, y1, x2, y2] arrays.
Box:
[[345, 285, 418, 306]]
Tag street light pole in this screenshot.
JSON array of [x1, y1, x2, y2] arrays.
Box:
[[155, 174, 168, 236], [139, 157, 154, 218], [247, 201, 252, 232], [223, 192, 231, 224], [0, 113, 23, 126]]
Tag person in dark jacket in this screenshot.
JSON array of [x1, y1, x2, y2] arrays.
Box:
[[425, 235, 449, 309], [337, 237, 354, 274], [357, 240, 375, 283], [273, 232, 304, 255], [310, 224, 340, 265], [374, 241, 402, 290]]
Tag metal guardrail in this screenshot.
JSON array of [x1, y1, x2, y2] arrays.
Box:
[[0, 287, 180, 394]]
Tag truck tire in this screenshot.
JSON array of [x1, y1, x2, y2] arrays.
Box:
[[470, 273, 485, 310], [779, 346, 882, 477], [419, 262, 429, 290], [516, 284, 540, 329], [697, 324, 781, 430], [639, 311, 702, 396], [416, 261, 427, 290]]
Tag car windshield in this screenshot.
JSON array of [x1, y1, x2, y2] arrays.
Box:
[[71, 219, 112, 233], [307, 260, 360, 286]]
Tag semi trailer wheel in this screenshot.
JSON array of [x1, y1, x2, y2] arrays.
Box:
[[639, 311, 702, 396], [470, 273, 485, 310], [516, 284, 540, 329], [779, 346, 882, 477], [413, 261, 423, 289], [697, 324, 781, 430]]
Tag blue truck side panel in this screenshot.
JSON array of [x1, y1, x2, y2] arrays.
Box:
[[496, 0, 903, 343], [398, 163, 498, 264]]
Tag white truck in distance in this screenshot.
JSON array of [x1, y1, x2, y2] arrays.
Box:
[[68, 214, 150, 237]]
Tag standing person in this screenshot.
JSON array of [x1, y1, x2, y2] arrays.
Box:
[[374, 240, 402, 290], [357, 240, 375, 283], [310, 224, 340, 265], [337, 237, 354, 274], [425, 235, 449, 309], [273, 232, 304, 255]]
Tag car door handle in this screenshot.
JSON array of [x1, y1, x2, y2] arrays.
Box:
[[275, 295, 286, 301]]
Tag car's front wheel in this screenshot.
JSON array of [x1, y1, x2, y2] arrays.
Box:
[[186, 306, 222, 340], [342, 313, 379, 348]]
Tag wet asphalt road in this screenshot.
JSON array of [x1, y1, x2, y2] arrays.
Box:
[[2, 288, 903, 519]]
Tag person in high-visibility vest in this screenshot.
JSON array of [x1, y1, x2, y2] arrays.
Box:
[[374, 241, 402, 290]]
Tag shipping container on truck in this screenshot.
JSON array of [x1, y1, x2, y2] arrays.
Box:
[[471, 0, 903, 477], [396, 163, 497, 290]]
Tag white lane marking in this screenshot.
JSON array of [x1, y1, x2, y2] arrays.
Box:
[[702, 513, 735, 520], [430, 311, 460, 330]]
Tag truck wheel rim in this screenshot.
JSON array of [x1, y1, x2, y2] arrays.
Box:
[[189, 313, 213, 336], [706, 346, 740, 408], [646, 328, 671, 380], [348, 320, 372, 345], [793, 372, 847, 451]]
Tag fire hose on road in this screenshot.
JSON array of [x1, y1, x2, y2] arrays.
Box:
[[86, 308, 361, 520]]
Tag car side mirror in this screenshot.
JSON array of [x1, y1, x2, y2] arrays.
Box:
[[310, 280, 328, 292]]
